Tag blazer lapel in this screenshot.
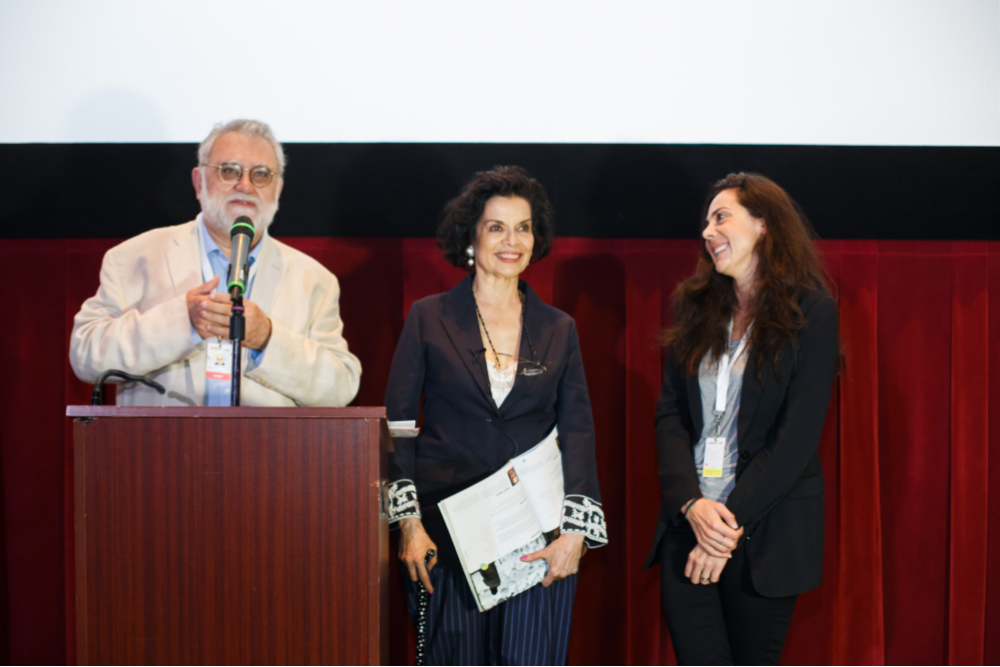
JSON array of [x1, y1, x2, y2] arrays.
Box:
[[737, 354, 763, 445], [440, 276, 497, 413], [164, 219, 202, 297], [247, 234, 285, 316], [163, 219, 204, 396], [495, 281, 554, 415], [687, 373, 704, 436]]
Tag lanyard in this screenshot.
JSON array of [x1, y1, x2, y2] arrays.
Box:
[[713, 319, 751, 436], [198, 219, 259, 300]]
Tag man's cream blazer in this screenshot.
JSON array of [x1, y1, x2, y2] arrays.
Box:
[[70, 218, 362, 407]]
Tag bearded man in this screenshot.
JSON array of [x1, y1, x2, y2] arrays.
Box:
[[69, 119, 362, 407]]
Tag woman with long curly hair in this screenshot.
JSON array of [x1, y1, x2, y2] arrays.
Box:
[[644, 173, 839, 665]]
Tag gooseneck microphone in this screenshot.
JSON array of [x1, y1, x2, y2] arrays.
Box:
[[227, 216, 255, 298], [91, 370, 166, 405]]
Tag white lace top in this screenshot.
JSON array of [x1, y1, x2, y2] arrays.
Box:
[[486, 362, 517, 407]]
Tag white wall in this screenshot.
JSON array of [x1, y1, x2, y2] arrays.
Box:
[[1, 0, 997, 145]]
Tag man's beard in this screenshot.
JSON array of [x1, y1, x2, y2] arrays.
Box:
[[199, 173, 279, 235]]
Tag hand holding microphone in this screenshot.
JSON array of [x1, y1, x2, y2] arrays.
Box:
[[200, 296, 272, 349]]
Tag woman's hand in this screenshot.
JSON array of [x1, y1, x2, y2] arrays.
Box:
[[521, 532, 586, 587], [685, 498, 744, 557], [398, 517, 438, 594], [685, 543, 728, 585]]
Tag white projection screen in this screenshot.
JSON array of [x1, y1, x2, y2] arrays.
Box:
[[1, 0, 998, 146]]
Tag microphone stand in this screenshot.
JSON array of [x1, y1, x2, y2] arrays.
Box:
[[229, 287, 245, 407], [225, 218, 254, 408]]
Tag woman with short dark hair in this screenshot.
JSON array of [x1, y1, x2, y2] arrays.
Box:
[[436, 165, 556, 268], [385, 166, 607, 665], [645, 173, 839, 665]]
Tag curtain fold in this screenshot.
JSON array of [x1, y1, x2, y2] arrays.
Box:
[[877, 243, 954, 664], [985, 246, 1000, 666], [0, 419, 8, 662], [623, 240, 670, 665], [834, 243, 885, 665], [0, 237, 995, 665], [948, 243, 990, 665]]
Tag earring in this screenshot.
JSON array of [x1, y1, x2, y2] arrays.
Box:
[[466, 245, 475, 267]]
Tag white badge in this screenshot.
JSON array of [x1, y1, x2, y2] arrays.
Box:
[[206, 338, 234, 381], [703, 437, 725, 478]]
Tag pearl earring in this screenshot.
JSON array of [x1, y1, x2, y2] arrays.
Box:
[[466, 245, 475, 267]]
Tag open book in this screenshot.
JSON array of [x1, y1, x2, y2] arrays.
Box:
[[438, 428, 564, 612]]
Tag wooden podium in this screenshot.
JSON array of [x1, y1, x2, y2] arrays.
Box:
[[66, 406, 390, 666]]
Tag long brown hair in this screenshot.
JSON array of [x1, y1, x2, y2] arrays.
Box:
[[664, 172, 831, 376]]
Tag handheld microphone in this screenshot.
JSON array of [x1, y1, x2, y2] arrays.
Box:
[[227, 216, 255, 298]]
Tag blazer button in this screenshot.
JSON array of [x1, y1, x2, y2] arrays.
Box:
[[739, 450, 750, 460]]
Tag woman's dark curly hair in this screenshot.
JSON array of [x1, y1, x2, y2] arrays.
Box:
[[437, 165, 556, 270], [664, 172, 832, 377]]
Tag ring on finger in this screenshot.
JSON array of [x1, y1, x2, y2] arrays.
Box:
[[700, 577, 710, 584]]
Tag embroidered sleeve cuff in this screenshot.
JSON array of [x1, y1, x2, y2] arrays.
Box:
[[387, 480, 421, 524], [561, 495, 608, 548]]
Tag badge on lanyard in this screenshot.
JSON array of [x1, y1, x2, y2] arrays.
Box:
[[206, 336, 234, 406], [703, 436, 726, 478], [206, 338, 234, 383], [702, 321, 750, 479]]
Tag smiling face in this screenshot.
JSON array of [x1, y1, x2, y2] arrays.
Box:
[[472, 195, 535, 279], [702, 188, 766, 287], [192, 131, 283, 241]]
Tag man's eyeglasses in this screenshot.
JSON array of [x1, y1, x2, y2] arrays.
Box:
[[204, 163, 278, 188]]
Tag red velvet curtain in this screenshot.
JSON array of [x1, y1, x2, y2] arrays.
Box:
[[0, 238, 996, 665]]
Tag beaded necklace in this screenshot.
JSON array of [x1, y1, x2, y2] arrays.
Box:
[[472, 286, 539, 373]]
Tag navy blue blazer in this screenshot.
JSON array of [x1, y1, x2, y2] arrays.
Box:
[[644, 290, 839, 598], [385, 275, 606, 569]]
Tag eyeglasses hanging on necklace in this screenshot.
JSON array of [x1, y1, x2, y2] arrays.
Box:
[[472, 288, 547, 377]]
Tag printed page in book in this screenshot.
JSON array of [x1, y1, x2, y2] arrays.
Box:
[[439, 462, 548, 611], [511, 427, 564, 533]]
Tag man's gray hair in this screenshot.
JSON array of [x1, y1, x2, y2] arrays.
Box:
[[197, 119, 286, 175]]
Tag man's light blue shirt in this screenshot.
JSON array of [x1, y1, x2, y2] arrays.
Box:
[[194, 217, 265, 405]]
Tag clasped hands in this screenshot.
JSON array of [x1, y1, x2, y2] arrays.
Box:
[[683, 498, 744, 585], [398, 517, 586, 594], [186, 276, 272, 350]]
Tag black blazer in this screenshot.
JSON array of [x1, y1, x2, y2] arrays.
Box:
[[385, 275, 603, 568], [644, 290, 839, 598]]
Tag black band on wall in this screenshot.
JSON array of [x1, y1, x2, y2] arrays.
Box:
[[0, 143, 996, 240]]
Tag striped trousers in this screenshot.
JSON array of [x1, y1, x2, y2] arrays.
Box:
[[402, 565, 578, 666]]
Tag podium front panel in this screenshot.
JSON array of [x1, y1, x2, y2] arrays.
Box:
[[69, 407, 389, 666]]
